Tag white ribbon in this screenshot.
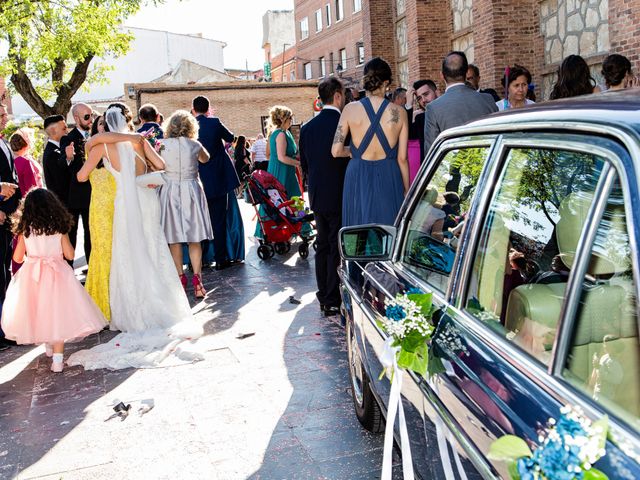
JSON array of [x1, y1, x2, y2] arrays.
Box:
[[381, 337, 415, 480]]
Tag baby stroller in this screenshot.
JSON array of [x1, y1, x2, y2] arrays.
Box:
[[246, 170, 315, 260]]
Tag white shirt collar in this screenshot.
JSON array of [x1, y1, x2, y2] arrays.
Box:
[[48, 139, 60, 148], [445, 82, 466, 92], [322, 105, 341, 113]]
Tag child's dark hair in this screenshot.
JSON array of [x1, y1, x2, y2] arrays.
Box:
[[11, 188, 74, 237]]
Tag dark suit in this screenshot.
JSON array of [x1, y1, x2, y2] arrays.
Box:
[[137, 122, 164, 138], [0, 139, 20, 305], [59, 127, 92, 263], [300, 107, 349, 308], [424, 83, 498, 155], [42, 140, 70, 204], [196, 115, 238, 265]]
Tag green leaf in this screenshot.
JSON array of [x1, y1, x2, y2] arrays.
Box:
[[583, 468, 609, 480], [427, 350, 446, 377], [591, 416, 609, 451], [487, 436, 533, 461], [407, 292, 433, 318], [507, 460, 521, 480]]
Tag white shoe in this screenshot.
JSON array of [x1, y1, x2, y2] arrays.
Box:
[[51, 353, 64, 373]]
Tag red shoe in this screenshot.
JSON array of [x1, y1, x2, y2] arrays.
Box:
[[192, 273, 206, 299], [179, 273, 188, 291]]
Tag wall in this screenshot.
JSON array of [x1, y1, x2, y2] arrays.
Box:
[[125, 81, 319, 138], [263, 10, 296, 62]]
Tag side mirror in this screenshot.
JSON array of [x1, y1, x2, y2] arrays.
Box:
[[339, 224, 397, 261]]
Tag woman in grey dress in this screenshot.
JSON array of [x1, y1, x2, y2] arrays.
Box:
[[159, 110, 213, 298]]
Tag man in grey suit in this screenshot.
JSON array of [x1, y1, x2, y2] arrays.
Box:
[[424, 51, 498, 155]]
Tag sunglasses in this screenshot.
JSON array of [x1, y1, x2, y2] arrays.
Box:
[[82, 114, 94, 121]]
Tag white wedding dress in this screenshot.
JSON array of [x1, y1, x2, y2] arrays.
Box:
[[68, 109, 203, 370]]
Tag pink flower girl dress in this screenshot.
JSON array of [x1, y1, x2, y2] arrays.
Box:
[[1, 233, 106, 345]]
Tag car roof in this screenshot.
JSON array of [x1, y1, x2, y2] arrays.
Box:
[[443, 89, 640, 141]]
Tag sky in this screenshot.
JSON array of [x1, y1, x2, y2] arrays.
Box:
[[127, 0, 294, 70]]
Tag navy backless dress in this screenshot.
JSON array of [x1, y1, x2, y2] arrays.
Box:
[[342, 97, 405, 227]]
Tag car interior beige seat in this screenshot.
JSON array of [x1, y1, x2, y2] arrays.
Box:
[[505, 192, 639, 418]]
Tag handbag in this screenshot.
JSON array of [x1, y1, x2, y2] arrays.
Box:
[[135, 170, 166, 188]]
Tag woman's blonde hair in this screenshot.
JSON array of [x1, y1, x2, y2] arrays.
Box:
[[267, 105, 293, 135], [163, 110, 199, 139]]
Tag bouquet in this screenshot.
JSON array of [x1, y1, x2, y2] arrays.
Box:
[[488, 405, 609, 480], [377, 288, 435, 378], [142, 127, 164, 153]]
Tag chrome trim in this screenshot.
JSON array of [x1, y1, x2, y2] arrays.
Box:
[[551, 166, 615, 375]]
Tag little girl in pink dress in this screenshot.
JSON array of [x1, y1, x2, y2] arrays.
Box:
[[1, 189, 106, 372]]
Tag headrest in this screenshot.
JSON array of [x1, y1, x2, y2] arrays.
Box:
[[556, 192, 628, 275]]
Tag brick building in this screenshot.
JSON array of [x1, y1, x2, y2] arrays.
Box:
[[299, 0, 640, 100], [271, 45, 298, 83], [124, 81, 319, 137], [294, 0, 365, 88], [263, 10, 297, 82]]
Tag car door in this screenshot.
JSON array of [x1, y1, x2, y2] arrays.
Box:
[[357, 139, 497, 477], [425, 132, 640, 478]]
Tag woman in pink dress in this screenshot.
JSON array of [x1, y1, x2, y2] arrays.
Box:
[[0, 188, 106, 372], [9, 128, 43, 194]]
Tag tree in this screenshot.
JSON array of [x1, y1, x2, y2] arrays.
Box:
[[0, 0, 162, 119]]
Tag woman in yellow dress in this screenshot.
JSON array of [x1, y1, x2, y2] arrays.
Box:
[[85, 115, 117, 321]]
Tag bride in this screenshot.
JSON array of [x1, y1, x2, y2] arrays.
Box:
[[67, 104, 203, 370]]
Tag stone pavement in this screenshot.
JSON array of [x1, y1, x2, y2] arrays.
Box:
[[0, 204, 402, 480]]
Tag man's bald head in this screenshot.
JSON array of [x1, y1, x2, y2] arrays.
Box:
[[442, 51, 469, 84]]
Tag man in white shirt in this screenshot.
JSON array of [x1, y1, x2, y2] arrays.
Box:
[[250, 133, 268, 171]]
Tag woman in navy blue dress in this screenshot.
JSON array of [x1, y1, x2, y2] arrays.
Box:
[[332, 57, 409, 227]]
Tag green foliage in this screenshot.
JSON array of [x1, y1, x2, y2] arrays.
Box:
[[583, 468, 609, 480], [487, 435, 533, 461], [0, 0, 165, 118]]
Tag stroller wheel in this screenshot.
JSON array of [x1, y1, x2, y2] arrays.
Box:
[[298, 242, 309, 259], [257, 245, 272, 260], [274, 242, 288, 255]]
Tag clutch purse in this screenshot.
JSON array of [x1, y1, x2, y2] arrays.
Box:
[[135, 171, 166, 188]]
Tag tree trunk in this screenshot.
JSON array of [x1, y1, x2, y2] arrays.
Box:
[[10, 54, 95, 119]]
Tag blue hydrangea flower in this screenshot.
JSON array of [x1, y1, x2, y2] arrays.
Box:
[[555, 415, 587, 438], [386, 305, 406, 322], [516, 457, 537, 480], [406, 287, 422, 295], [536, 439, 583, 480]]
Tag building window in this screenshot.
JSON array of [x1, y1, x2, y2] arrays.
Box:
[[335, 0, 344, 21], [300, 17, 309, 40], [304, 62, 313, 80], [340, 48, 347, 71], [357, 43, 365, 65], [326, 4, 332, 26], [353, 0, 362, 12], [290, 71, 296, 81], [319, 57, 326, 77], [396, 0, 405, 15], [315, 9, 322, 32], [329, 52, 335, 74]]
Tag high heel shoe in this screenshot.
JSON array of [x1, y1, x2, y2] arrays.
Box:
[[179, 273, 188, 291], [192, 273, 206, 299]]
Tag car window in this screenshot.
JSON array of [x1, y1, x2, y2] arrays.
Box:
[[464, 146, 606, 367], [400, 147, 490, 293], [562, 176, 640, 429]]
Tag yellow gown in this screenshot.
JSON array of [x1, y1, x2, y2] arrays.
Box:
[[85, 166, 116, 321]]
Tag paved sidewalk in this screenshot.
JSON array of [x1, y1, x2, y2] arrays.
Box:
[[0, 204, 400, 480]]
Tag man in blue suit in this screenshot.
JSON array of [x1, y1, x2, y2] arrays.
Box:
[[300, 78, 349, 317], [192, 96, 241, 270]]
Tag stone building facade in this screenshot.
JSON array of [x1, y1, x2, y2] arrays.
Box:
[[294, 0, 365, 88], [124, 81, 319, 138], [353, 0, 640, 99]]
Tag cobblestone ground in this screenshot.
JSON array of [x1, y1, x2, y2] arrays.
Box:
[[0, 203, 401, 480]]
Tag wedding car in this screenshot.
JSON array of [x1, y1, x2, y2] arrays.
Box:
[[339, 90, 640, 479]]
